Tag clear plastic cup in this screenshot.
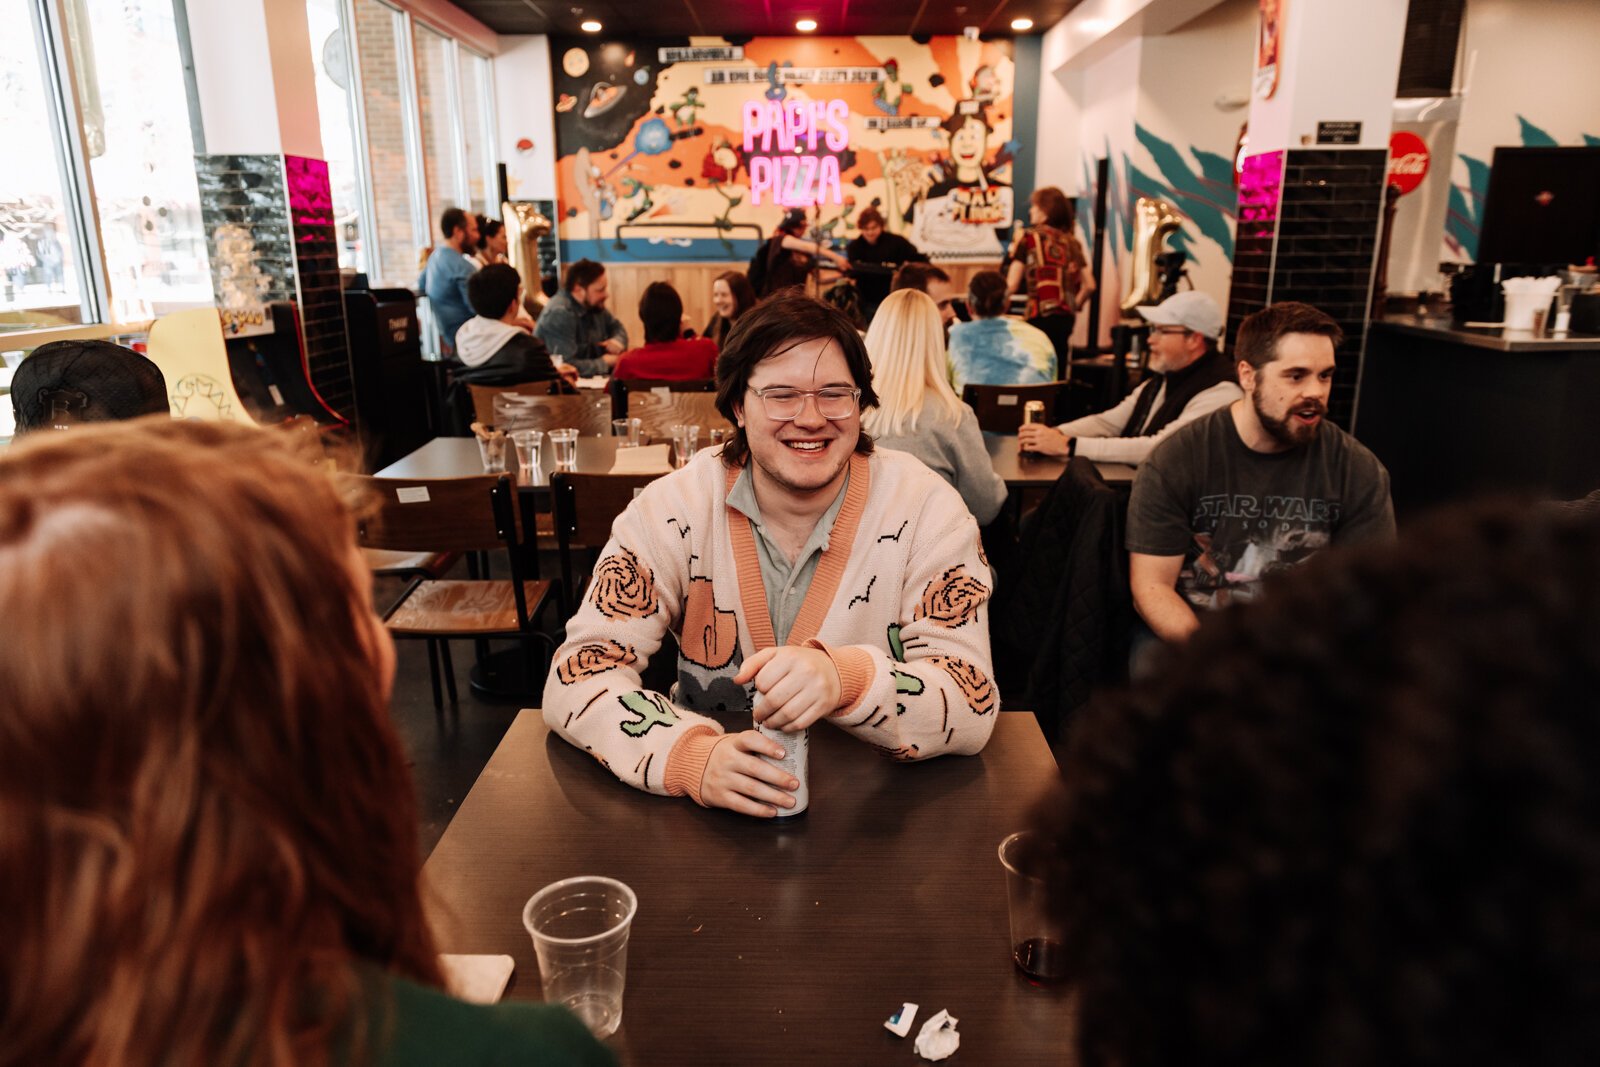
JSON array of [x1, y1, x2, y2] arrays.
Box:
[[611, 417, 643, 447], [477, 433, 507, 473], [671, 423, 699, 468], [510, 429, 543, 484], [522, 876, 637, 1038], [999, 831, 1067, 982], [549, 427, 580, 471]]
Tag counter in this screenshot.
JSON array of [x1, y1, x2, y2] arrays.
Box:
[[1355, 317, 1600, 515]]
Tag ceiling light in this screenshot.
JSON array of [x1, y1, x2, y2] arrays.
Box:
[[580, 19, 602, 32], [795, 18, 818, 32], [1010, 17, 1034, 31]]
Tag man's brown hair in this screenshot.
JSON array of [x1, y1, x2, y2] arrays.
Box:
[[1234, 301, 1344, 370]]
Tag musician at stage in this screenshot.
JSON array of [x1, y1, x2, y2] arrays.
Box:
[[845, 207, 928, 323], [751, 209, 851, 298]]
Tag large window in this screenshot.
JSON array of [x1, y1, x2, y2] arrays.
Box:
[[2, 0, 208, 341], [2, 0, 92, 332], [458, 50, 496, 216], [320, 0, 498, 288], [66, 0, 209, 321], [306, 0, 367, 274], [414, 24, 461, 238]]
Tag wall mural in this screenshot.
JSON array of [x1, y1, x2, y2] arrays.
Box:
[[550, 36, 1020, 262]]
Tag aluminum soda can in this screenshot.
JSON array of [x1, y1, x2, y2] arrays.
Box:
[[756, 719, 809, 818], [1022, 400, 1046, 425]]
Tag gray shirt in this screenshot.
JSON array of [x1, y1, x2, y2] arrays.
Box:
[[869, 402, 1008, 525], [725, 465, 850, 646], [1127, 408, 1395, 611]]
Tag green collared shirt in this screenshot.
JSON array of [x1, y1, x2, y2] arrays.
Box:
[[725, 465, 850, 646]]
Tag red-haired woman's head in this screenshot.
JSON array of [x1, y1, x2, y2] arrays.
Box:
[[0, 417, 438, 1067]]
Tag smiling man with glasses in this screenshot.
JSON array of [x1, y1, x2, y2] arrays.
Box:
[[544, 291, 998, 816], [1017, 290, 1242, 465]]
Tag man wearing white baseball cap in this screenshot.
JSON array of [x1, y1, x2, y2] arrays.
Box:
[[1016, 290, 1241, 465]]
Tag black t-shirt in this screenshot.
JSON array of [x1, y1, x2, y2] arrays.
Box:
[[846, 232, 926, 310], [1126, 407, 1395, 610]]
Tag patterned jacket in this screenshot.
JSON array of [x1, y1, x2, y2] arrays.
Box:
[[541, 447, 998, 802]]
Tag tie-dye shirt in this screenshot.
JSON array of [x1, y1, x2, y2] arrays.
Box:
[[946, 317, 1059, 394]]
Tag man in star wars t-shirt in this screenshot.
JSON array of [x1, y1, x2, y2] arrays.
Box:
[[1126, 301, 1395, 644]]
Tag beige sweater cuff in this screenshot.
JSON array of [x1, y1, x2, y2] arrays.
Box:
[[664, 726, 725, 806]]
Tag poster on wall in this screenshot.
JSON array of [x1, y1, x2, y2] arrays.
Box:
[[1254, 0, 1284, 99], [550, 35, 1018, 261]]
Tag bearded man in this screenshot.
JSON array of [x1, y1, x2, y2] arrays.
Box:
[[1125, 301, 1394, 645]]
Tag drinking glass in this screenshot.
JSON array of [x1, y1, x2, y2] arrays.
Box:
[[476, 434, 507, 473], [709, 427, 729, 447], [999, 831, 1067, 982], [510, 429, 544, 484], [549, 427, 580, 471], [523, 876, 637, 1038], [671, 424, 699, 469], [611, 417, 643, 447]]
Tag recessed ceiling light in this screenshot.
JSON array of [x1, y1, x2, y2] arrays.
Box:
[[1010, 17, 1034, 31], [795, 18, 818, 32], [580, 19, 602, 32]]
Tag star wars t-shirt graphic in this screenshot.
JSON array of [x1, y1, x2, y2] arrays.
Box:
[[1184, 493, 1340, 608], [1126, 408, 1396, 615]]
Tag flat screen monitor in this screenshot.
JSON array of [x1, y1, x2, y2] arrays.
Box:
[[1476, 146, 1600, 265]]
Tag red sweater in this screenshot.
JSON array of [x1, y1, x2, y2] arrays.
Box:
[[612, 337, 718, 382]]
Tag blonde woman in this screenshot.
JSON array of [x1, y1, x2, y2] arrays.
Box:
[[864, 289, 1007, 525]]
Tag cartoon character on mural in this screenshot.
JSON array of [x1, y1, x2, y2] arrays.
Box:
[[969, 64, 999, 103], [669, 87, 704, 127], [573, 146, 617, 239], [764, 60, 790, 101], [872, 58, 913, 115], [620, 172, 657, 223], [908, 104, 1013, 256]]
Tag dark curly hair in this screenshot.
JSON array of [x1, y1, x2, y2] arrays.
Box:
[[1033, 498, 1600, 1067]]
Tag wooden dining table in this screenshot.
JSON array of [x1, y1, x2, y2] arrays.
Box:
[[422, 709, 1073, 1064], [983, 434, 1135, 489], [377, 434, 1134, 492]]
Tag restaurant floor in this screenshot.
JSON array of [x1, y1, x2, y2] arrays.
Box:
[[376, 570, 542, 859]]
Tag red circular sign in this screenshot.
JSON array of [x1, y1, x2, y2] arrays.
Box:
[[1388, 131, 1431, 195]]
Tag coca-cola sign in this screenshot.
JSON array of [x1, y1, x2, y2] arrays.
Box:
[[1388, 131, 1431, 196]]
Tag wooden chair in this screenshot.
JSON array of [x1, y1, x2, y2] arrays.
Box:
[[609, 377, 715, 421], [961, 381, 1075, 435], [355, 473, 552, 708], [467, 386, 612, 436], [614, 379, 732, 442], [551, 471, 661, 619]]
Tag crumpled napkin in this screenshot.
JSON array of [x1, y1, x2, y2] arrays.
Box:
[[914, 1009, 960, 1061]]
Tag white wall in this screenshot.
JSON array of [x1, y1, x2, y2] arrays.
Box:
[[186, 0, 324, 158], [1445, 0, 1600, 261], [1132, 0, 1254, 308], [493, 35, 558, 202], [1244, 0, 1407, 154], [1034, 21, 1084, 195]]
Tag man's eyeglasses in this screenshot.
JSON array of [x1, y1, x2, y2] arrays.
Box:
[[1151, 325, 1192, 337], [749, 386, 861, 421]]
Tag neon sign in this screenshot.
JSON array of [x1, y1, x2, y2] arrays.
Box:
[[742, 99, 849, 207]]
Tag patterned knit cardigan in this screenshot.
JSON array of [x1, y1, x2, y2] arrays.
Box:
[[541, 446, 999, 803]]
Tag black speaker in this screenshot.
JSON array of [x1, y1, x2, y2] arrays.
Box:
[[1396, 0, 1465, 98]]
